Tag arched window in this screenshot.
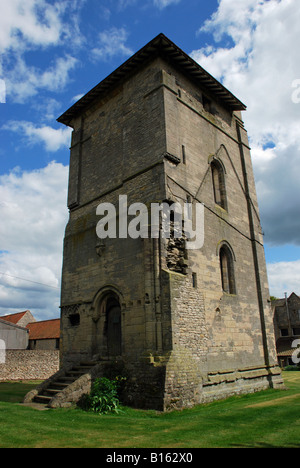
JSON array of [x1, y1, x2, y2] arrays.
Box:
[[219, 244, 236, 294], [211, 160, 227, 210]]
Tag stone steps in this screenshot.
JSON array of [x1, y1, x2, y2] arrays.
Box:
[[49, 382, 69, 388], [32, 360, 99, 406], [34, 394, 52, 404]]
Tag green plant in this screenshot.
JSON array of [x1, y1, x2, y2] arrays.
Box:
[[284, 365, 300, 371], [79, 377, 122, 414]]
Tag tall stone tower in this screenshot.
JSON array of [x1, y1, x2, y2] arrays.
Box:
[[57, 34, 283, 410]]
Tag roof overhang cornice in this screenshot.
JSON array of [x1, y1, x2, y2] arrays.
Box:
[[57, 33, 246, 127]]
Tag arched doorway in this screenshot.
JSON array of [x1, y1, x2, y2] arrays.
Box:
[[105, 296, 122, 357], [92, 288, 123, 358]]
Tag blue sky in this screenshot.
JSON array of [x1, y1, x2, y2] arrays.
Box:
[[0, 0, 300, 320]]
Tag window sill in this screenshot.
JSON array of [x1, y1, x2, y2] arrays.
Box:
[[222, 291, 237, 298]]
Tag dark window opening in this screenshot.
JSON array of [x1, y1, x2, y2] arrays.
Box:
[[182, 145, 186, 164], [192, 272, 197, 288], [211, 160, 227, 210], [280, 328, 289, 337], [293, 328, 300, 336], [105, 296, 122, 356], [220, 245, 236, 294], [69, 313, 80, 327]]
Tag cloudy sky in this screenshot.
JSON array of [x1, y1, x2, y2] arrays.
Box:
[[0, 0, 299, 320]]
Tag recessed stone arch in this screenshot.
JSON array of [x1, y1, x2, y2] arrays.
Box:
[[216, 241, 237, 295], [91, 286, 123, 358], [216, 240, 236, 261]]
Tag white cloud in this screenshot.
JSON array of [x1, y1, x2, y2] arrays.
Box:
[[3, 121, 72, 152], [99, 6, 111, 20], [91, 27, 133, 61], [267, 260, 300, 298], [0, 0, 64, 53], [71, 94, 85, 103], [35, 98, 62, 122], [6, 54, 78, 102], [250, 145, 277, 173], [191, 0, 300, 246], [0, 0, 82, 102], [117, 0, 137, 9], [153, 0, 181, 8], [0, 80, 6, 103], [0, 162, 69, 320]]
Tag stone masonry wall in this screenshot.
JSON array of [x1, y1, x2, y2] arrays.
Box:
[[58, 51, 283, 410], [0, 350, 59, 381], [162, 61, 279, 374], [60, 59, 168, 365]]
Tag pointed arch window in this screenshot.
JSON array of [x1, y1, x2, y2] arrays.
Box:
[[211, 160, 227, 210], [219, 244, 236, 294]]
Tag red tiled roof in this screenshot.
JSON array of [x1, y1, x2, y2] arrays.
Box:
[[0, 311, 29, 324], [26, 319, 60, 340]]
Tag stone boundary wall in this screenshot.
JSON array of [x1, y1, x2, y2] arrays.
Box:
[[0, 350, 59, 381]]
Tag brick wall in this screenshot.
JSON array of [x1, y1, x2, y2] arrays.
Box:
[[0, 350, 59, 381]]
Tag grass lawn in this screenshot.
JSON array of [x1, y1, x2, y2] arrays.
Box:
[[0, 372, 299, 448]]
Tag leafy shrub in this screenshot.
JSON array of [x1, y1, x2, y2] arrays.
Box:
[[78, 377, 124, 414], [284, 365, 300, 371]]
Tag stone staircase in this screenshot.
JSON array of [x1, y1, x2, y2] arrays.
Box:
[[31, 361, 99, 406]]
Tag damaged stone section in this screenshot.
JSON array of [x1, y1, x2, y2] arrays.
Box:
[[166, 218, 188, 274], [166, 237, 188, 274]]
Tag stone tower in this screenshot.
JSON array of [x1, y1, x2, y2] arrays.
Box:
[[57, 34, 283, 410]]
